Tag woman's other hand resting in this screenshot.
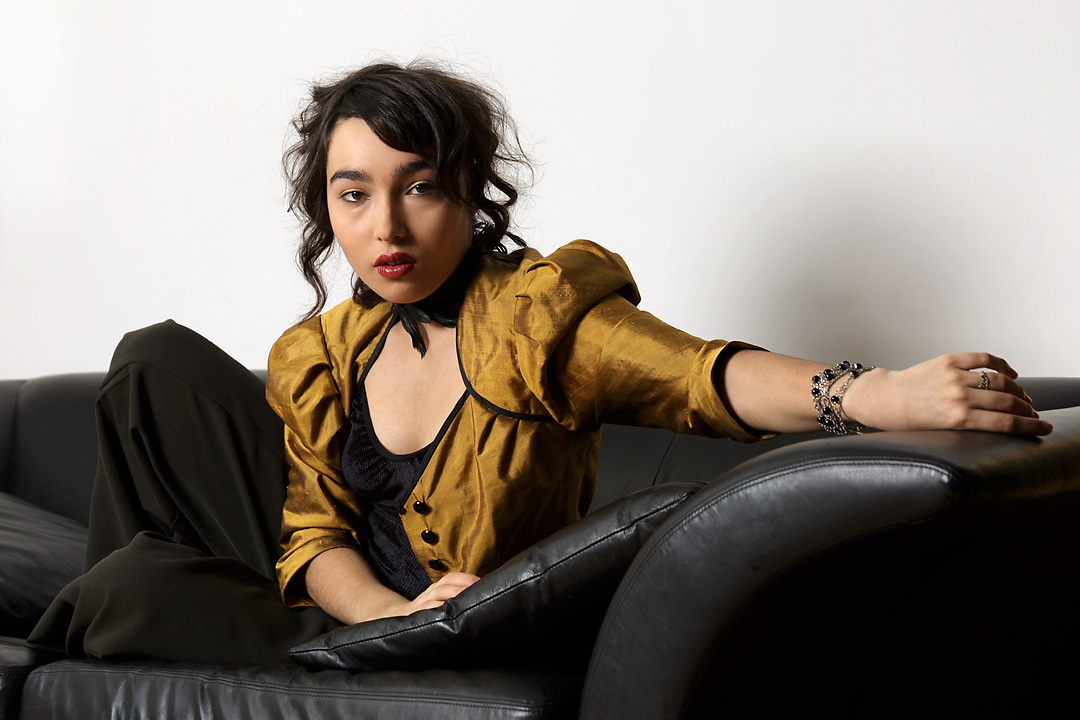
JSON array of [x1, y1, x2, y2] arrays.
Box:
[[841, 352, 1051, 435], [305, 546, 480, 625], [719, 350, 1053, 437]]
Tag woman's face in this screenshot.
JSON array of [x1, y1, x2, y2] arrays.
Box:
[[325, 117, 472, 305]]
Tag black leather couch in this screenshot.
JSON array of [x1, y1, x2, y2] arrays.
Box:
[[2, 373, 1080, 719]]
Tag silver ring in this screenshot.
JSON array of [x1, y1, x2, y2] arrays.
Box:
[[977, 371, 990, 390]]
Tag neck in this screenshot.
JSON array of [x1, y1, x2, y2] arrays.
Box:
[[393, 250, 479, 357]]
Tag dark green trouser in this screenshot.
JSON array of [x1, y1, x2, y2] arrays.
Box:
[[28, 320, 338, 664]]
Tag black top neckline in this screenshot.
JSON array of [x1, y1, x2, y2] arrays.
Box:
[[357, 317, 467, 462]]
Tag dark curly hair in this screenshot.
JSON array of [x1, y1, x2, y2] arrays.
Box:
[[283, 60, 531, 320]]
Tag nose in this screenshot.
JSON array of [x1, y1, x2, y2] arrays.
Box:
[[372, 194, 405, 243]]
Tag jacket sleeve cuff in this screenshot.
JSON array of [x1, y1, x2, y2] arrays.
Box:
[[697, 340, 778, 443], [276, 534, 361, 608]]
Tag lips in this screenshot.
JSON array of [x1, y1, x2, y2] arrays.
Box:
[[375, 252, 416, 279]]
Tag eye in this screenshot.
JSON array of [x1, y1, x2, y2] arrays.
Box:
[[339, 190, 367, 204], [406, 181, 437, 196]]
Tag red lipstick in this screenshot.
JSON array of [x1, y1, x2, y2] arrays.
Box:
[[374, 252, 416, 279]]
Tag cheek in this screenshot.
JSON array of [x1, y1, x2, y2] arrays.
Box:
[[328, 215, 365, 269], [326, 205, 348, 240], [327, 210, 371, 259], [447, 209, 473, 248]]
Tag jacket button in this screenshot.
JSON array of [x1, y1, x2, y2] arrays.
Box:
[[421, 529, 438, 544], [428, 559, 447, 571], [412, 500, 431, 515]]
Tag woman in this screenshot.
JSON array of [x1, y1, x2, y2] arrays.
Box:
[[30, 60, 1051, 664]]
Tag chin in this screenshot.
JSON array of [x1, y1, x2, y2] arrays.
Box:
[[369, 283, 432, 306]]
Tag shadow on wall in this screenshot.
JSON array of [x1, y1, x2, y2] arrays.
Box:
[[734, 148, 972, 369]]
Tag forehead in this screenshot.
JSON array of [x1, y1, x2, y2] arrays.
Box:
[[325, 117, 426, 176]]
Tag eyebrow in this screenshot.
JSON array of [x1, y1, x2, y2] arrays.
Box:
[[328, 159, 432, 186]]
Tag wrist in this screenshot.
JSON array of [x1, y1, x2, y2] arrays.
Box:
[[353, 592, 411, 624], [811, 361, 879, 435], [839, 367, 889, 430]]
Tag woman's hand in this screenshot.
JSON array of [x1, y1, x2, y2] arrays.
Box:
[[398, 572, 481, 615], [305, 547, 480, 625], [843, 352, 1053, 435]]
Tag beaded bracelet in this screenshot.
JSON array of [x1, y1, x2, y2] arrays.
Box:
[[811, 361, 876, 436]]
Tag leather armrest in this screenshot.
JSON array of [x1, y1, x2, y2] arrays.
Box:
[[1, 636, 63, 719], [580, 406, 1080, 719]]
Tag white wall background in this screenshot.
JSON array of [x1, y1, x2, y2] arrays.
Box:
[[1, 0, 1077, 379]]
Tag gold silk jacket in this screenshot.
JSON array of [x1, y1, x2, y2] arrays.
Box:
[[266, 240, 763, 607]]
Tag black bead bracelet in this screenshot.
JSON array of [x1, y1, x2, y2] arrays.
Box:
[[812, 361, 875, 436]]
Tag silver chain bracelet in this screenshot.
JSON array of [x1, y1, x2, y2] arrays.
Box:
[[811, 361, 876, 436]]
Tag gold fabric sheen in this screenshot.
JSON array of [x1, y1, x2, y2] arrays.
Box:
[[266, 240, 764, 607]]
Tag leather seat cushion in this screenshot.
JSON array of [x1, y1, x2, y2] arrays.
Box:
[[21, 658, 583, 720]]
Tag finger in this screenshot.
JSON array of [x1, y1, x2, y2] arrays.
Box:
[[415, 586, 463, 607], [412, 598, 448, 612], [430, 575, 480, 594], [968, 386, 1039, 418], [965, 370, 1033, 404], [1001, 376, 1033, 404], [440, 571, 481, 585], [949, 352, 1017, 378], [963, 409, 1053, 436], [423, 574, 480, 600]]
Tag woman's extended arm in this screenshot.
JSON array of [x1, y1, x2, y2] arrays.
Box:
[[717, 349, 1053, 436], [305, 547, 479, 625]]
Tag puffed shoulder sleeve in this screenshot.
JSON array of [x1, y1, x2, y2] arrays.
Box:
[[510, 240, 768, 442], [266, 318, 362, 607]]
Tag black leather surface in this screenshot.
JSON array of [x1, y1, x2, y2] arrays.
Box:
[[590, 424, 681, 512], [1, 636, 61, 720], [7, 374, 100, 524], [21, 660, 582, 720], [291, 482, 699, 673], [580, 405, 1080, 719], [1024, 376, 1080, 411], [0, 381, 23, 495], [593, 425, 832, 513], [0, 493, 86, 637]]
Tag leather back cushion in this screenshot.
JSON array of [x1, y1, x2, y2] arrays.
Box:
[[0, 380, 22, 494], [6, 374, 101, 524], [289, 482, 699, 672]]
